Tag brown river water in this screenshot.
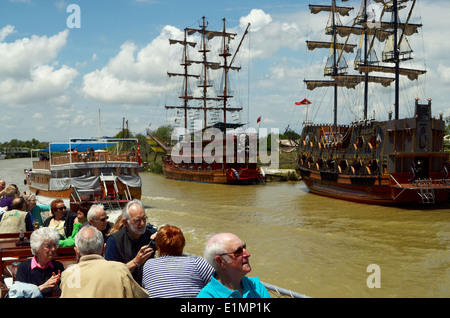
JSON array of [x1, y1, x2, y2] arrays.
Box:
[[1, 158, 449, 298]]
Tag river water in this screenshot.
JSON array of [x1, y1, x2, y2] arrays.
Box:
[[1, 158, 449, 298]]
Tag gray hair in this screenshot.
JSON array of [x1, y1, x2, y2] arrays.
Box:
[[203, 233, 234, 270], [30, 227, 60, 255], [122, 199, 144, 220], [75, 226, 104, 256], [87, 204, 105, 221]]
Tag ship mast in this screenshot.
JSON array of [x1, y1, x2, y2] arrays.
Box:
[[167, 17, 246, 132], [218, 18, 231, 130], [393, 0, 400, 120], [199, 16, 210, 127], [363, 0, 369, 120], [166, 30, 199, 131], [332, 0, 338, 130]]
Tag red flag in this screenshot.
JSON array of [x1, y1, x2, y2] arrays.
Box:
[[295, 98, 311, 105], [257, 116, 261, 123], [136, 141, 142, 166]]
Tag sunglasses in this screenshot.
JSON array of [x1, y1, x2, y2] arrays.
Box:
[[94, 216, 109, 222], [55, 206, 67, 211], [219, 243, 247, 258]]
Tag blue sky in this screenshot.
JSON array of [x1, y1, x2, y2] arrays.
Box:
[[0, 0, 449, 143]]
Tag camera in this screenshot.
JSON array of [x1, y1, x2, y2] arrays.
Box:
[[148, 239, 157, 250]]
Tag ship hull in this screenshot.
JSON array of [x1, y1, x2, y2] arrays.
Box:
[[162, 160, 263, 185], [296, 100, 450, 205], [298, 167, 450, 205]]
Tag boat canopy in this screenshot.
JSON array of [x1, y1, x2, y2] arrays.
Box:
[[38, 138, 139, 153], [47, 175, 142, 191], [39, 142, 113, 153]]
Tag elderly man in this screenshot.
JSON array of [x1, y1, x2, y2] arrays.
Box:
[[60, 226, 148, 298], [0, 197, 34, 233], [196, 233, 270, 298], [79, 204, 112, 241], [104, 199, 157, 284]]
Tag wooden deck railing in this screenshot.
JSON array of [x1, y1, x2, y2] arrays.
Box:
[[32, 151, 139, 169]]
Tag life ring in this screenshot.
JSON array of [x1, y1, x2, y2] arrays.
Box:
[[229, 168, 240, 180]]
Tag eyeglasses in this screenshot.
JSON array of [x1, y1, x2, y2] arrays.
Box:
[[55, 206, 67, 211], [94, 216, 109, 222], [218, 243, 247, 258], [129, 216, 147, 225]]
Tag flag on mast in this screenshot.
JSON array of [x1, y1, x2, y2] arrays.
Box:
[[295, 99, 311, 105], [257, 116, 261, 123]]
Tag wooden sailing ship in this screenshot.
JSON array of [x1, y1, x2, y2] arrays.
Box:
[[147, 17, 264, 184], [25, 138, 142, 211], [295, 0, 450, 204]]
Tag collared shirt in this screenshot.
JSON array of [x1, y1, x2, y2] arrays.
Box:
[[31, 256, 54, 270], [196, 272, 271, 298], [60, 254, 148, 298]]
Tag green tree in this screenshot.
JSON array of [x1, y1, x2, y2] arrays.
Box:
[[153, 125, 174, 144]]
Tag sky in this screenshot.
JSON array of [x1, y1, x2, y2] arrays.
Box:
[[0, 0, 449, 143]]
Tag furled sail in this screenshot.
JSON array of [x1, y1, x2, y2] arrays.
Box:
[[306, 41, 357, 53], [309, 4, 353, 16], [358, 65, 426, 81]]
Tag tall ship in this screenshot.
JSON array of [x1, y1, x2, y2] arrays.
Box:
[[295, 0, 450, 204], [147, 17, 264, 184], [24, 137, 142, 211]]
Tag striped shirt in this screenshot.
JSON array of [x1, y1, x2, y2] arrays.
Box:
[[142, 255, 214, 298]]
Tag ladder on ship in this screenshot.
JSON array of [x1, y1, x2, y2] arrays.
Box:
[[101, 172, 122, 211], [105, 199, 122, 212], [414, 179, 435, 204]]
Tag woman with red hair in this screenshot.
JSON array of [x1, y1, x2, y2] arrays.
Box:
[[141, 224, 213, 298]]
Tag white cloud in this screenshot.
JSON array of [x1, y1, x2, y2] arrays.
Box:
[[81, 25, 182, 105], [437, 64, 450, 83], [0, 29, 78, 106], [0, 25, 15, 41], [0, 64, 78, 105], [239, 9, 305, 60], [240, 9, 272, 32], [0, 30, 70, 79]]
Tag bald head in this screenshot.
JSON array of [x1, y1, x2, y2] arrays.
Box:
[[75, 226, 104, 256], [204, 233, 244, 267]]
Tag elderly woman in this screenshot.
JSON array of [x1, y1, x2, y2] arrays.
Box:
[[141, 225, 214, 298], [22, 192, 51, 227], [15, 227, 65, 297]]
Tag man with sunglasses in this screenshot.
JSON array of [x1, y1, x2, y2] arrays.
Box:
[[104, 199, 157, 285], [197, 233, 270, 298], [79, 204, 113, 241]]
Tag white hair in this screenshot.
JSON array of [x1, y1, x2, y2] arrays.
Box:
[[30, 227, 60, 255], [87, 204, 105, 221], [122, 199, 144, 220]]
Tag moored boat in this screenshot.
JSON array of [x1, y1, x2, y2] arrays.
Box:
[[24, 137, 142, 211], [295, 0, 450, 204]]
